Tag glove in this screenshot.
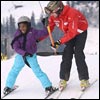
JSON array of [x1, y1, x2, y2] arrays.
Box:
[[50, 40, 61, 49], [42, 17, 49, 27], [24, 52, 33, 57], [36, 39, 40, 43]]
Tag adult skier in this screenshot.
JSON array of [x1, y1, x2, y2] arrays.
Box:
[[43, 1, 90, 90], [3, 16, 56, 95]]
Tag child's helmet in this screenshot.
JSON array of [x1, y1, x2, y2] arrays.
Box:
[[18, 16, 31, 27]]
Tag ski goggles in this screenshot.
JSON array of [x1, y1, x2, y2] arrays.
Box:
[[45, 7, 52, 15], [45, 7, 61, 15]]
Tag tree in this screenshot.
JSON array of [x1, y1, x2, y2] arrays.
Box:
[[36, 13, 44, 29], [31, 12, 36, 27], [2, 18, 6, 35], [5, 17, 9, 35], [66, 1, 79, 7], [9, 14, 16, 36], [1, 23, 4, 35]]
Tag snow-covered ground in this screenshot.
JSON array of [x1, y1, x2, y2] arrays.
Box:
[[1, 54, 99, 99], [84, 27, 99, 55]]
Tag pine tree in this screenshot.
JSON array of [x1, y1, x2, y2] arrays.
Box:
[[9, 14, 16, 36], [36, 13, 44, 29], [1, 23, 4, 35], [5, 17, 9, 35], [31, 12, 36, 27]]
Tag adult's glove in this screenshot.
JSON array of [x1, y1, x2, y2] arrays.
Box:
[[50, 40, 61, 49]]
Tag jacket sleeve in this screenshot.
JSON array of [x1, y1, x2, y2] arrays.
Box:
[[35, 27, 49, 40], [13, 40, 26, 56], [60, 14, 80, 44], [35, 17, 55, 41]]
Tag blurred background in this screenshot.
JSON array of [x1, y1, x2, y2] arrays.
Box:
[[1, 1, 99, 59]]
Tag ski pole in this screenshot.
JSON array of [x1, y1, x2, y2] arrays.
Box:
[[38, 1, 44, 14], [47, 26, 57, 55], [38, 1, 57, 55]]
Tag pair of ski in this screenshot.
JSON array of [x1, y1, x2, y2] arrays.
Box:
[[44, 79, 97, 99], [1, 79, 97, 99], [1, 85, 58, 99]]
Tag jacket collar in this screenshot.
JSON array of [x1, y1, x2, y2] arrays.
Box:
[[59, 5, 70, 17]]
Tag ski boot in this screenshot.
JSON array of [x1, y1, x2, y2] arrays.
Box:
[[3, 87, 12, 95], [45, 86, 57, 96], [80, 80, 90, 91], [59, 79, 67, 91]]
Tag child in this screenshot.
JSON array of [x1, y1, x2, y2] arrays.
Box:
[[3, 16, 56, 95], [43, 1, 90, 90]]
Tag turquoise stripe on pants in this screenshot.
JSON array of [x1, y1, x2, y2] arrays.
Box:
[[6, 54, 52, 89]]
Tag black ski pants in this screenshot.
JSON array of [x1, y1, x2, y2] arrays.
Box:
[[60, 30, 89, 81]]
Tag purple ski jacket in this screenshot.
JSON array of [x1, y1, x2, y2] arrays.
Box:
[[12, 27, 48, 56]]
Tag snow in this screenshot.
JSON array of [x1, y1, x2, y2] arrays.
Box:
[[1, 54, 99, 99], [84, 27, 99, 55]]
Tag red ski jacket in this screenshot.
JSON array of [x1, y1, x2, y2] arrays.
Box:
[[48, 5, 88, 44]]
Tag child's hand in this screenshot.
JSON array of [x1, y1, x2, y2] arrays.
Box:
[[24, 52, 33, 57]]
